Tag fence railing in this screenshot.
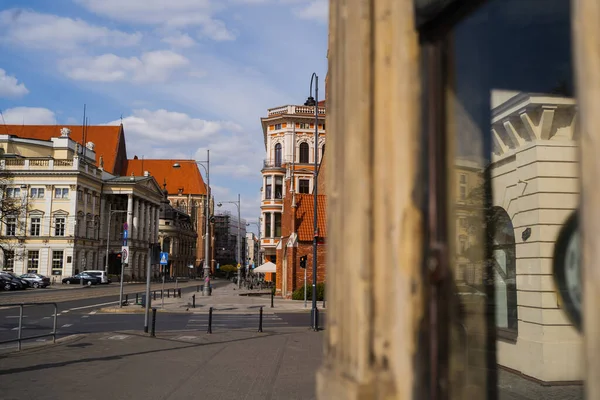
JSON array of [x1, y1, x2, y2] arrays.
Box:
[[0, 302, 58, 351]]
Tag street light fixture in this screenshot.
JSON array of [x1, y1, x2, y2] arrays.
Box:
[[217, 194, 242, 289], [304, 72, 320, 331], [104, 204, 128, 308], [173, 150, 211, 296]]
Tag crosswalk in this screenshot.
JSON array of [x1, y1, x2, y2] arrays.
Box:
[[185, 313, 288, 330]]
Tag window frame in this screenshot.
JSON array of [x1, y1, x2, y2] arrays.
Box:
[[298, 179, 310, 194], [27, 250, 39, 273], [54, 216, 66, 236], [299, 142, 310, 163], [30, 216, 41, 236]]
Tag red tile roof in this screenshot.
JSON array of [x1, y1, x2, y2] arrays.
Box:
[[124, 159, 207, 195], [295, 194, 327, 241], [2, 124, 125, 175]]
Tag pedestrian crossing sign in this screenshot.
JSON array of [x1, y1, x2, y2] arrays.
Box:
[[237, 263, 241, 269], [160, 252, 168, 265]]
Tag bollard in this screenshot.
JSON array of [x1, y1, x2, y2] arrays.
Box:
[[270, 291, 274, 308], [153, 291, 156, 301], [136, 293, 139, 304], [125, 294, 128, 304], [258, 306, 263, 333], [167, 289, 170, 298], [207, 307, 213, 334], [178, 288, 182, 298], [197, 285, 200, 293], [192, 294, 196, 308], [151, 308, 157, 337]]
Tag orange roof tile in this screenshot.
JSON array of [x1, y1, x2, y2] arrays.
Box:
[[3, 124, 125, 175], [295, 194, 327, 241], [125, 159, 207, 196]]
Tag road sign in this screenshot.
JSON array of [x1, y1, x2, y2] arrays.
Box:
[[123, 230, 128, 239], [160, 252, 169, 265], [216, 263, 220, 270], [123, 222, 128, 231], [121, 246, 129, 264]]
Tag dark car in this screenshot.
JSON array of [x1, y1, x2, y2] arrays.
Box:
[[62, 273, 101, 286], [20, 273, 51, 288], [0, 272, 27, 289], [0, 275, 22, 291]]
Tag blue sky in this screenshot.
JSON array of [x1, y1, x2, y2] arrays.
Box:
[[0, 0, 328, 234]]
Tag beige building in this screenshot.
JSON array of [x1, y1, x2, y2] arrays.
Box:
[[0, 128, 164, 280], [259, 103, 326, 263]]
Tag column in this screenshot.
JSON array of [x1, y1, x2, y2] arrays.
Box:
[[83, 189, 89, 238], [44, 185, 53, 236], [133, 198, 139, 241], [140, 201, 146, 242], [127, 194, 133, 241]]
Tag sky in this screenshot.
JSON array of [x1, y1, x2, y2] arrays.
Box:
[[0, 0, 329, 235]]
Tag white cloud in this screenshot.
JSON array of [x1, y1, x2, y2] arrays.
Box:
[[75, 0, 235, 41], [61, 51, 190, 83], [294, 0, 328, 23], [0, 9, 142, 51], [0, 107, 56, 125], [161, 33, 196, 48], [0, 69, 28, 98]]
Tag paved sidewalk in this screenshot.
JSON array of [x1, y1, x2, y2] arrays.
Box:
[[0, 327, 322, 400], [101, 282, 316, 314]]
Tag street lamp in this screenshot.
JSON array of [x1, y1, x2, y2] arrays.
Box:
[[304, 72, 320, 331], [217, 194, 242, 289], [173, 150, 211, 296], [104, 204, 128, 308]]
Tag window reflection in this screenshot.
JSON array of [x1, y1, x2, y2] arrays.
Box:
[[444, 0, 583, 395]]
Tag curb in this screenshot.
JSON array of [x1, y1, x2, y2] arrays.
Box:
[[0, 334, 84, 356]]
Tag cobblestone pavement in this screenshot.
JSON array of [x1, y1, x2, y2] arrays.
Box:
[[498, 369, 583, 399]]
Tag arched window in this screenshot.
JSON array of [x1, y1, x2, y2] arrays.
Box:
[[299, 142, 309, 163], [274, 143, 282, 166], [491, 206, 518, 332]]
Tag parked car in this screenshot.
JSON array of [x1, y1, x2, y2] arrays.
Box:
[[0, 272, 28, 289], [85, 270, 110, 284], [62, 273, 101, 286], [0, 275, 22, 291], [19, 273, 51, 288]]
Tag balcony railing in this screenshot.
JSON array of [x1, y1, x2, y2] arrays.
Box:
[[263, 159, 287, 169], [267, 105, 326, 117], [1, 158, 101, 177]]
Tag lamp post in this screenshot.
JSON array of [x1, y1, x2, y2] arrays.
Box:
[[104, 204, 128, 307], [218, 194, 242, 289], [173, 150, 211, 296], [304, 72, 320, 331]]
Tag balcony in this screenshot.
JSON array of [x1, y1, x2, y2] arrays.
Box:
[[267, 105, 326, 117], [262, 158, 287, 171], [1, 158, 103, 178]]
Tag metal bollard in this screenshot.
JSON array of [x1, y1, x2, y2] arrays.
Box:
[[167, 289, 170, 298], [192, 294, 196, 308], [136, 293, 139, 304], [207, 307, 213, 334], [178, 288, 182, 298], [153, 291, 156, 301], [258, 306, 263, 333], [197, 285, 200, 293], [270, 291, 274, 308], [151, 308, 157, 337], [125, 294, 128, 304]]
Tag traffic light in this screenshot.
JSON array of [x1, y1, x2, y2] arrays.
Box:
[[299, 255, 307, 269]]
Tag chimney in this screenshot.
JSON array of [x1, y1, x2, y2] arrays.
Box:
[[144, 171, 150, 177]]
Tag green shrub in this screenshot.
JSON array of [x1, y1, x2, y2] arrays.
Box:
[[292, 282, 326, 301], [220, 264, 237, 273]]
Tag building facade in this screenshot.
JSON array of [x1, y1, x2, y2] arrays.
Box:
[[0, 129, 163, 280], [245, 232, 258, 268], [158, 189, 197, 278], [259, 104, 326, 264], [213, 211, 246, 268], [125, 159, 212, 271]]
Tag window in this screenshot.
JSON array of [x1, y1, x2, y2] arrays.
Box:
[[274, 213, 282, 237], [30, 217, 41, 236], [299, 142, 309, 163], [86, 220, 93, 238], [299, 122, 310, 129], [27, 250, 39, 273], [274, 143, 282, 166], [30, 188, 45, 198], [54, 216, 66, 236], [459, 186, 466, 200], [274, 123, 282, 130], [265, 213, 272, 238], [52, 250, 64, 275], [265, 176, 272, 199], [275, 176, 283, 199], [6, 187, 20, 198], [77, 191, 83, 201], [5, 216, 16, 236], [3, 251, 14, 272], [459, 174, 467, 184], [299, 179, 310, 194], [322, 123, 325, 130], [54, 188, 69, 199]]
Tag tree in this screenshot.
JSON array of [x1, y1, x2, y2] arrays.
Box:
[[0, 165, 31, 270]]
